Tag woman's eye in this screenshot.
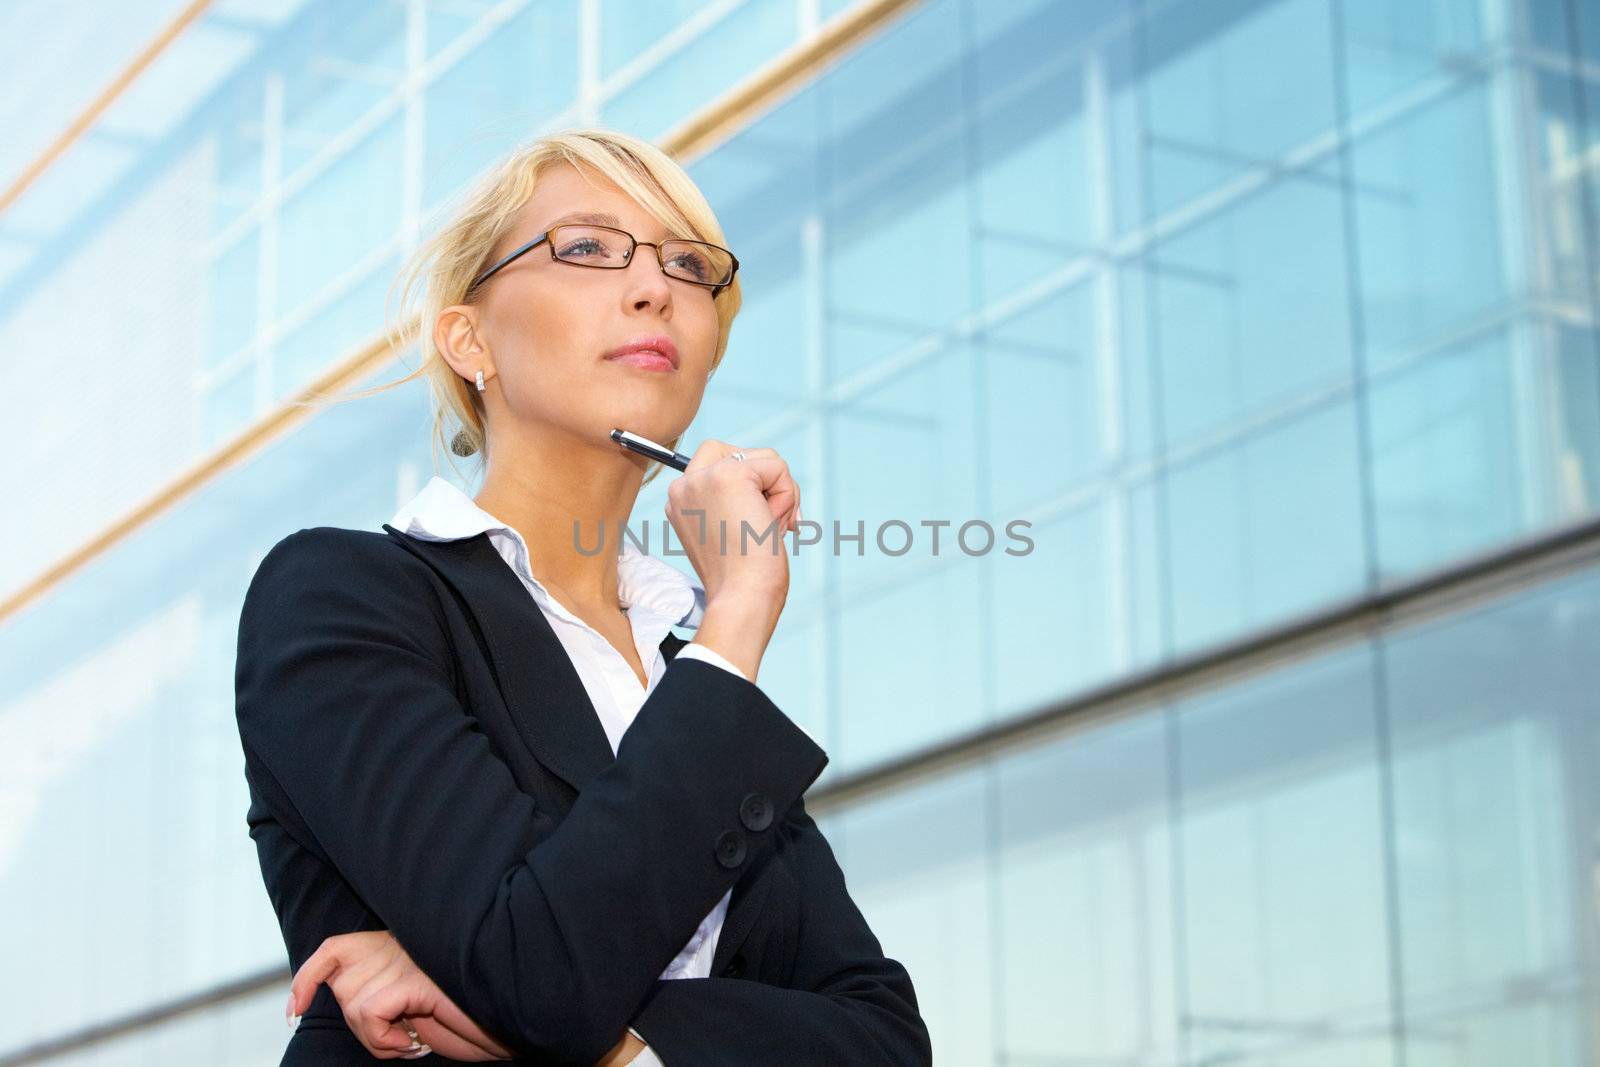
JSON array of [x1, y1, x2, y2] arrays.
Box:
[[669, 254, 710, 279]]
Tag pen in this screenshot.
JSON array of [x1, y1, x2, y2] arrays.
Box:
[[610, 428, 692, 471]]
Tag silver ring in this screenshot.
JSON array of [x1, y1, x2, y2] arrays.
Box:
[[731, 449, 747, 462]]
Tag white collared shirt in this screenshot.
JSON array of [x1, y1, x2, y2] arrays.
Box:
[[388, 474, 771, 1066]]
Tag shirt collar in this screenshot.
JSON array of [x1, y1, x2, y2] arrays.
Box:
[[389, 475, 706, 628]]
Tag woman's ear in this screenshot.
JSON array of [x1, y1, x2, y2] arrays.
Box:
[[435, 306, 491, 386]]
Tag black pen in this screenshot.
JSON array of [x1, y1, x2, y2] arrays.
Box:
[[610, 428, 692, 471]]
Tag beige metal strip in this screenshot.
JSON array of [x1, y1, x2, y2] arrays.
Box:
[[0, 0, 215, 219]]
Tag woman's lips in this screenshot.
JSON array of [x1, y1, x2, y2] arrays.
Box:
[[606, 350, 676, 372]]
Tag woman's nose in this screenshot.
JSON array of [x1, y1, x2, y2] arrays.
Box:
[[624, 246, 672, 294]]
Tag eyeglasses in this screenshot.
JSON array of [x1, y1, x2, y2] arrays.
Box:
[[467, 224, 739, 298]]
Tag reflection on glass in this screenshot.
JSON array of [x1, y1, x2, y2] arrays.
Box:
[[1174, 646, 1397, 1066], [1385, 570, 1600, 1066], [838, 767, 993, 1063], [996, 712, 1176, 1064]]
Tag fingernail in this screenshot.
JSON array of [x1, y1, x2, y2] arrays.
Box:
[[796, 506, 804, 525], [284, 992, 299, 1031], [403, 1046, 433, 1059]]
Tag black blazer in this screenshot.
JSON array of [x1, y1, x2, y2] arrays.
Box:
[[234, 523, 931, 1066]]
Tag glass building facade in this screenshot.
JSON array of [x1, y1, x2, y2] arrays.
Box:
[[2, 0, 1597, 1062]]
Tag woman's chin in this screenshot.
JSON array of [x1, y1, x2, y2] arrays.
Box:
[[594, 408, 686, 448]]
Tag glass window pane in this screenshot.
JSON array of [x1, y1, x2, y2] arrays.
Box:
[[835, 767, 994, 1063], [1150, 176, 1353, 448], [1348, 82, 1508, 375], [834, 556, 984, 772], [422, 1, 581, 213], [991, 499, 1129, 717], [996, 712, 1176, 1064], [601, 0, 797, 142], [207, 228, 259, 368], [1368, 327, 1526, 577], [273, 256, 397, 402], [275, 116, 402, 321], [820, 0, 973, 385], [275, 1, 404, 177], [1139, 0, 1339, 218], [982, 282, 1104, 512], [1165, 399, 1367, 654], [1337, 0, 1485, 115], [828, 341, 982, 598], [1384, 569, 1600, 1066], [1174, 645, 1398, 1066]]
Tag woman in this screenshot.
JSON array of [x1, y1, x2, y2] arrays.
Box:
[[234, 127, 932, 1066]]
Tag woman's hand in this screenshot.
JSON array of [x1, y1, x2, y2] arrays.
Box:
[[289, 930, 515, 1061], [666, 439, 801, 680], [667, 439, 800, 606]]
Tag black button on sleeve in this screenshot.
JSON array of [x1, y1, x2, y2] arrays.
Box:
[[714, 829, 747, 869], [738, 792, 774, 832]]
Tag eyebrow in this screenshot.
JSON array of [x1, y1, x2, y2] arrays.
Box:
[[541, 211, 622, 231], [540, 211, 686, 244]]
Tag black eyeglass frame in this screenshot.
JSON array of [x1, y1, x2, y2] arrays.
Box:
[[467, 224, 740, 298]]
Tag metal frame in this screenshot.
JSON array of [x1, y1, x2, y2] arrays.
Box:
[[466, 224, 740, 298]]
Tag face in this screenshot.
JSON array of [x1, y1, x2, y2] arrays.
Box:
[[436, 161, 721, 456]]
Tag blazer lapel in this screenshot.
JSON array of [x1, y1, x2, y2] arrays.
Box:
[[386, 525, 770, 974], [383, 523, 684, 795]]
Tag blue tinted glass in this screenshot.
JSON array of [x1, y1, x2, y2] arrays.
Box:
[[599, 1, 702, 79], [207, 228, 258, 368], [969, 1, 1121, 295], [1139, 0, 1338, 218], [275, 0, 404, 176], [205, 359, 256, 452], [1165, 399, 1367, 653], [1348, 82, 1508, 374], [1553, 322, 1600, 511], [1384, 568, 1600, 1063], [207, 71, 268, 238], [1173, 645, 1397, 1066], [982, 282, 1103, 511], [825, 163, 974, 383], [275, 115, 403, 320], [836, 767, 993, 1061], [423, 1, 582, 212], [820, 0, 972, 384], [1533, 68, 1597, 307], [601, 0, 796, 142], [990, 501, 1125, 717], [274, 257, 396, 402], [995, 712, 1176, 1063], [1149, 176, 1353, 446], [834, 555, 985, 772], [1337, 0, 1485, 114], [1367, 327, 1524, 577], [828, 340, 982, 598]]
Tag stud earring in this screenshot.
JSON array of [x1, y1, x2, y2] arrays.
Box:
[[475, 370, 486, 392]]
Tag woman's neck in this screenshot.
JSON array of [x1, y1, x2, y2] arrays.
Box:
[[474, 436, 647, 616]]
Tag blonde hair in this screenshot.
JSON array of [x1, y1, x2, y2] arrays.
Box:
[[326, 126, 742, 488]]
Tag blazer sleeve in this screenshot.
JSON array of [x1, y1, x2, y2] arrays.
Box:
[[628, 796, 933, 1066], [233, 527, 828, 1065]]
